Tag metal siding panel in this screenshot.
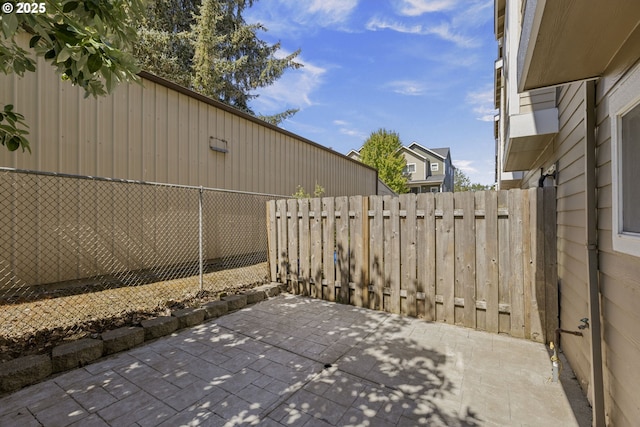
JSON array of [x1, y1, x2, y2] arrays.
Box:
[[154, 84, 169, 184], [142, 82, 156, 181], [166, 89, 179, 184]]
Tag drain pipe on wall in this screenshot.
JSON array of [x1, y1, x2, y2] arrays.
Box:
[[584, 80, 606, 427]]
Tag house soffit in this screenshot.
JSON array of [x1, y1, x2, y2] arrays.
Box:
[[518, 0, 640, 91]]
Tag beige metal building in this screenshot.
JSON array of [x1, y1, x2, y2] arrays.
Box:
[[0, 52, 378, 197], [495, 1, 640, 425]]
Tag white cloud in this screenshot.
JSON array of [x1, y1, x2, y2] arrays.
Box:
[[385, 80, 428, 96], [332, 120, 367, 140], [466, 87, 497, 122], [304, 0, 359, 26], [454, 159, 477, 174], [366, 17, 478, 48], [248, 0, 359, 34], [251, 53, 327, 113], [396, 0, 459, 16]]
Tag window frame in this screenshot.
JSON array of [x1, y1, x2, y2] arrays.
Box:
[[404, 163, 416, 174], [431, 162, 439, 172], [610, 65, 640, 257]]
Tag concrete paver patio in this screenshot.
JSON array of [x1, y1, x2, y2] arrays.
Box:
[[0, 294, 591, 426]]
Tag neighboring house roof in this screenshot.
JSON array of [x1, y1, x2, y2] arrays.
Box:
[[349, 143, 450, 163], [398, 146, 427, 161], [408, 142, 449, 160]]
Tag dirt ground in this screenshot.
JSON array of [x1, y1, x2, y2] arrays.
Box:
[[0, 263, 269, 362]]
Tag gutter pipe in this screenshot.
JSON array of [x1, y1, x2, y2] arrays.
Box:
[[585, 80, 606, 427]]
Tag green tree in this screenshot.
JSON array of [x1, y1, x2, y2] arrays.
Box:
[[1, 0, 144, 152], [135, 0, 301, 124], [360, 129, 408, 194], [454, 169, 493, 192]]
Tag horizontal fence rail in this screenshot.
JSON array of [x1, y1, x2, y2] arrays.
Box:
[[0, 168, 278, 340], [267, 189, 558, 343]]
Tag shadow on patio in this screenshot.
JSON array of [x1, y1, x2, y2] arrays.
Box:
[[0, 294, 590, 426]]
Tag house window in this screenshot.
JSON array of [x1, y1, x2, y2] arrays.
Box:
[[404, 163, 416, 174], [431, 163, 439, 172], [611, 65, 640, 257], [430, 187, 439, 193]]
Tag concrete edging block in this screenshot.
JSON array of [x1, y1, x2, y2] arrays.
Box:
[[222, 294, 247, 311], [258, 283, 281, 297], [172, 308, 206, 329], [141, 316, 179, 340], [244, 290, 266, 304], [51, 339, 103, 373], [101, 327, 145, 355], [203, 300, 228, 319], [0, 355, 52, 394]]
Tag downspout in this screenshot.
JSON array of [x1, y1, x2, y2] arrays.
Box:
[[584, 80, 606, 427]]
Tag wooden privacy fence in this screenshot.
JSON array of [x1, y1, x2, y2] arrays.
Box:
[[267, 188, 558, 343]]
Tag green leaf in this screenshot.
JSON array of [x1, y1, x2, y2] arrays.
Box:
[[4, 105, 13, 112], [87, 54, 102, 73], [7, 136, 20, 151], [57, 47, 72, 63], [63, 1, 79, 12], [44, 49, 56, 60], [29, 35, 42, 48]]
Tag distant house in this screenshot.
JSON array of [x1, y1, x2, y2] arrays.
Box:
[[347, 142, 455, 193], [495, 0, 640, 425]]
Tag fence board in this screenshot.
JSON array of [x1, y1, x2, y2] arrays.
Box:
[[267, 188, 557, 343], [497, 190, 510, 333], [400, 194, 417, 317], [459, 192, 476, 328], [350, 196, 364, 307], [529, 188, 545, 342], [417, 194, 436, 321], [437, 193, 455, 324], [370, 196, 383, 310], [267, 200, 277, 281], [522, 190, 532, 339], [388, 196, 401, 314], [509, 189, 525, 338], [483, 191, 500, 333], [276, 199, 288, 285], [310, 197, 322, 298], [322, 197, 335, 301], [335, 196, 349, 303], [287, 199, 299, 294], [299, 199, 310, 296], [362, 197, 370, 308]]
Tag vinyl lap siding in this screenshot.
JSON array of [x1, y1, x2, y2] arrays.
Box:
[[595, 60, 640, 427], [551, 83, 592, 396]]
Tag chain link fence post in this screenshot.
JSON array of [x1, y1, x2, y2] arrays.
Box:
[[199, 186, 204, 293]]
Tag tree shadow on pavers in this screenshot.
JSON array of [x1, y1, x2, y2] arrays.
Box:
[[213, 296, 483, 426]]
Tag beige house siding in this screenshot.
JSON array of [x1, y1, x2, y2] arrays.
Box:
[[518, 74, 640, 425], [520, 82, 593, 397], [0, 56, 377, 197], [594, 57, 640, 426]]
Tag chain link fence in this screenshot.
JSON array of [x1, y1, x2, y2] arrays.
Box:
[[0, 168, 279, 350]]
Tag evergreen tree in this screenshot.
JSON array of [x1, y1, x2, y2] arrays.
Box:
[[135, 0, 301, 123], [360, 129, 409, 194]]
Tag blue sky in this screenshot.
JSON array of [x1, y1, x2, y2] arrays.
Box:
[[246, 0, 496, 186]]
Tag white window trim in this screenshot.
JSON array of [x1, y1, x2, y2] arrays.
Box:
[[431, 163, 439, 172], [610, 64, 640, 257], [405, 163, 416, 173]]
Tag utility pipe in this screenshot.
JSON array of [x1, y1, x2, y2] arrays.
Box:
[[584, 80, 605, 427]]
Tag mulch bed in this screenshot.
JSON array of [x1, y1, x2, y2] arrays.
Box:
[[0, 263, 268, 362]]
